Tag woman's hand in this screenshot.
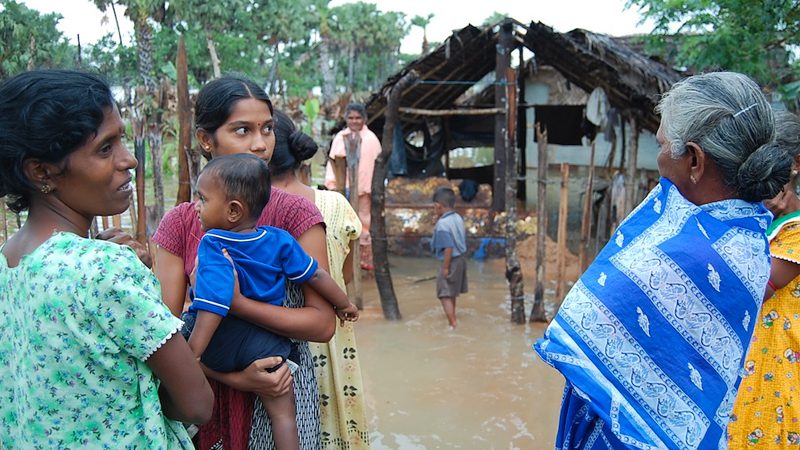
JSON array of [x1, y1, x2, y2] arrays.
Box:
[[96, 227, 153, 268], [208, 356, 293, 398]]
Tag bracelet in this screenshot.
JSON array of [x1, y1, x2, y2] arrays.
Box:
[[768, 279, 778, 292]]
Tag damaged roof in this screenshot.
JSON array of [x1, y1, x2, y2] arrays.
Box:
[[361, 19, 685, 135]]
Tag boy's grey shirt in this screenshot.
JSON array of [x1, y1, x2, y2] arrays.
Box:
[[431, 210, 467, 259]]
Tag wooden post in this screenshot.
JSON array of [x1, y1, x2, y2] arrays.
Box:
[[112, 214, 121, 229], [344, 132, 363, 310], [331, 156, 347, 195], [492, 19, 514, 212], [371, 70, 418, 321], [625, 117, 639, 215], [102, 216, 109, 230], [504, 68, 525, 324], [529, 123, 548, 322], [176, 35, 193, 204], [134, 115, 147, 244], [555, 163, 570, 304], [579, 140, 596, 271]]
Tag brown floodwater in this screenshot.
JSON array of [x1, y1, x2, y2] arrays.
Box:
[[354, 256, 565, 449]]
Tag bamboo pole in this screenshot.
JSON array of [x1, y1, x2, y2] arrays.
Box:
[[579, 140, 596, 272], [529, 123, 548, 323], [555, 163, 570, 304], [344, 132, 363, 310]]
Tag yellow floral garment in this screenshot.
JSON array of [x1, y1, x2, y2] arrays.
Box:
[[310, 189, 371, 449], [729, 219, 800, 447]]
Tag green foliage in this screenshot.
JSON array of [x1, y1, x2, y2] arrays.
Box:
[[0, 0, 76, 77], [626, 0, 800, 100]]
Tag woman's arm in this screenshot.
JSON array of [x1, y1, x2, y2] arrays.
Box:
[[230, 224, 336, 342], [202, 356, 294, 397], [155, 246, 189, 317], [146, 333, 214, 424], [342, 241, 355, 285], [765, 257, 800, 299]]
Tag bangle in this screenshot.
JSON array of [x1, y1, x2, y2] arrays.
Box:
[[768, 279, 778, 291]]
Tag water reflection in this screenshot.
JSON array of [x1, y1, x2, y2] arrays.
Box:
[[356, 256, 564, 449]]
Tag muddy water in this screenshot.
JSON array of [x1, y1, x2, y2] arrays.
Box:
[[354, 256, 565, 450]]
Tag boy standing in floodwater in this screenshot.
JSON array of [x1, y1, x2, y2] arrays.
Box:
[[431, 187, 468, 329]]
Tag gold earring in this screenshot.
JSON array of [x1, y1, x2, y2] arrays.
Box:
[[792, 170, 798, 177], [690, 175, 697, 184], [40, 184, 53, 194]]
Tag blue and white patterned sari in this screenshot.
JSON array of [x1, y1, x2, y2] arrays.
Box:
[[535, 178, 772, 450]]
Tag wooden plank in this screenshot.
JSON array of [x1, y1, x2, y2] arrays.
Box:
[[555, 163, 570, 304], [530, 123, 548, 323], [344, 133, 363, 310], [579, 140, 596, 272]]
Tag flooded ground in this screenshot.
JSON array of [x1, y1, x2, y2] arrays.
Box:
[[354, 256, 565, 450]]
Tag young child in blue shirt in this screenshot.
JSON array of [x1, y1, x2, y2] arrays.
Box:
[[188, 153, 358, 450], [431, 187, 468, 329]]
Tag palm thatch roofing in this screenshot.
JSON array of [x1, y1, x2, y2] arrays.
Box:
[[359, 19, 686, 137]]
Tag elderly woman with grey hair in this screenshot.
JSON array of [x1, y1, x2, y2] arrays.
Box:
[[535, 72, 791, 450]]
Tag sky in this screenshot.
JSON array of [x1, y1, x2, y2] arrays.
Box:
[[19, 0, 653, 53]]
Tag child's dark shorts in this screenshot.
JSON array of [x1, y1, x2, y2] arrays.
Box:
[[181, 312, 292, 373], [436, 254, 468, 299]]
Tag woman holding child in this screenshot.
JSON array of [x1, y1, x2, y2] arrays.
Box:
[[153, 75, 336, 449]]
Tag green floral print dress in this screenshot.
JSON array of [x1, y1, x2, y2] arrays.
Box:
[[0, 232, 192, 449]]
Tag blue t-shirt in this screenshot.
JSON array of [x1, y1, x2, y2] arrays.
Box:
[[191, 226, 318, 316]]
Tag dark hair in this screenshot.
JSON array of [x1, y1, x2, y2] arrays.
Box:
[[200, 153, 271, 220], [0, 70, 115, 213], [195, 74, 273, 136], [270, 109, 319, 176], [345, 102, 368, 121], [432, 187, 456, 208]]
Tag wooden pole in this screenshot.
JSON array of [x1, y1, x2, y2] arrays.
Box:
[[503, 67, 525, 324], [102, 216, 109, 230], [1, 198, 7, 242], [579, 139, 596, 272], [112, 214, 121, 229], [555, 163, 570, 304], [530, 123, 548, 322], [492, 20, 514, 212], [176, 35, 193, 204], [625, 117, 639, 215], [371, 70, 418, 321], [134, 115, 147, 244], [344, 132, 363, 310], [331, 157, 347, 195]]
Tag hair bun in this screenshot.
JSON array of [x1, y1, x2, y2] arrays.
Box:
[[736, 142, 791, 202], [288, 130, 319, 161]]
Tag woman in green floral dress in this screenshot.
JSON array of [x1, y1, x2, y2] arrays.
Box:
[[0, 70, 213, 449]]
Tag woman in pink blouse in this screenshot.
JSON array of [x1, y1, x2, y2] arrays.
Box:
[[153, 74, 335, 450]]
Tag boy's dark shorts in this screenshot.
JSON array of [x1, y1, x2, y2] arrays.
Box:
[[181, 312, 292, 373], [436, 254, 468, 299]]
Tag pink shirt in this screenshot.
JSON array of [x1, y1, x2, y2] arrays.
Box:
[[323, 126, 381, 195], [153, 187, 324, 278]]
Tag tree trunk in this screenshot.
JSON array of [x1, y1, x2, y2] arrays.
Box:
[[530, 123, 549, 322], [319, 37, 336, 106], [147, 78, 168, 229], [371, 70, 418, 321], [266, 42, 280, 95], [344, 133, 363, 309], [206, 31, 221, 79], [176, 36, 194, 204], [347, 44, 355, 91]]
